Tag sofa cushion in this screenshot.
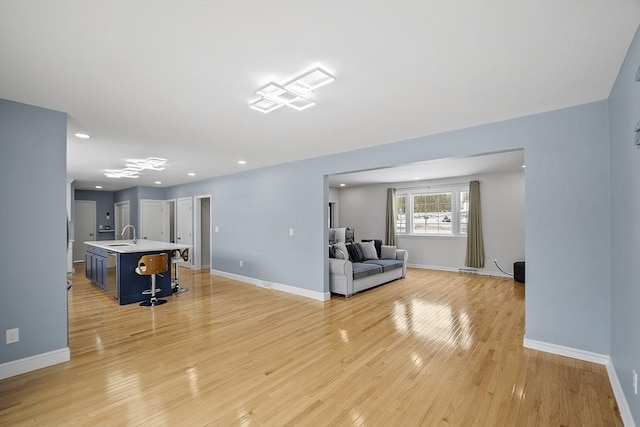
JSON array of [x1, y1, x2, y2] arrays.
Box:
[[360, 240, 379, 260], [381, 245, 397, 259], [346, 243, 366, 262], [363, 259, 403, 273], [352, 262, 383, 280], [333, 242, 349, 260], [362, 239, 382, 258]]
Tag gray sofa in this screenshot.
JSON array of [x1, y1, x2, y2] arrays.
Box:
[[329, 243, 408, 297]]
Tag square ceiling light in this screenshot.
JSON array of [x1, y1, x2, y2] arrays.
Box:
[[284, 67, 336, 96], [250, 66, 335, 113], [249, 97, 284, 113]]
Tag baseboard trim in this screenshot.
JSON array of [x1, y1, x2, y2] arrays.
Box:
[[523, 337, 609, 364], [211, 269, 330, 301], [0, 347, 70, 380], [523, 337, 635, 427], [606, 359, 636, 427], [408, 263, 512, 278]]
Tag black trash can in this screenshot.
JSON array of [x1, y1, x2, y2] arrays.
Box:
[[514, 261, 525, 283]]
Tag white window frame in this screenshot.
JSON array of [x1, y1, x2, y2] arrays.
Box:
[[395, 185, 468, 237]]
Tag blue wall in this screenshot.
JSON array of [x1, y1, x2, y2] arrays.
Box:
[[609, 26, 640, 424], [0, 99, 68, 365], [75, 190, 115, 240], [165, 100, 612, 356]]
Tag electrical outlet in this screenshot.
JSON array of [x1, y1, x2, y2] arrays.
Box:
[[239, 260, 243, 267], [633, 369, 638, 395], [289, 228, 294, 236], [6, 328, 19, 344]]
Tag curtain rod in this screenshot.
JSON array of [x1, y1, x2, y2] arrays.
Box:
[[394, 181, 472, 191]]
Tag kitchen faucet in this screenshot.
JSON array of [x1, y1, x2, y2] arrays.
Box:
[[121, 224, 137, 244]]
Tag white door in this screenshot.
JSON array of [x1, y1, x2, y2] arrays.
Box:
[[114, 201, 130, 239], [73, 200, 96, 262], [194, 196, 211, 270], [177, 197, 193, 263], [140, 199, 164, 241]]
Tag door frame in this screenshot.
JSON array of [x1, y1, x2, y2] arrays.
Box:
[[194, 194, 212, 270]]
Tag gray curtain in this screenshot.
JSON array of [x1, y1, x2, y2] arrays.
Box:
[[385, 188, 396, 246], [465, 180, 484, 268]]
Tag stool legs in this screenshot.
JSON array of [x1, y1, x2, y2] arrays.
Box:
[[140, 273, 167, 306], [172, 262, 188, 293]]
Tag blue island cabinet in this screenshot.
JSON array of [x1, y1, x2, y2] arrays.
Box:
[[85, 246, 107, 291], [117, 251, 172, 305]]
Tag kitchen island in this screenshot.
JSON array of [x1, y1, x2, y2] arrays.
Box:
[[84, 240, 191, 305]]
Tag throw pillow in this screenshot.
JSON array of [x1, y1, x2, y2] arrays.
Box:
[[381, 245, 397, 259], [360, 240, 378, 260], [346, 243, 366, 262], [333, 242, 349, 260], [362, 239, 382, 258]]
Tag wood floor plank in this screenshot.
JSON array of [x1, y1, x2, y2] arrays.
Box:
[[0, 266, 623, 426]]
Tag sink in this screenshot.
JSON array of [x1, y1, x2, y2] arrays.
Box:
[[108, 243, 135, 247]]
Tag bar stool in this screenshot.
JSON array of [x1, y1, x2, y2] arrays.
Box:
[[135, 253, 169, 306], [171, 248, 189, 293]]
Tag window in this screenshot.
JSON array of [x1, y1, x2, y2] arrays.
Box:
[[459, 191, 469, 235], [395, 195, 406, 233], [395, 186, 468, 236], [412, 192, 452, 235]]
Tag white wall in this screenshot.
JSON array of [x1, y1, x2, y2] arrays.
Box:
[[337, 171, 524, 276]]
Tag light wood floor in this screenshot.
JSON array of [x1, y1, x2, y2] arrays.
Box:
[[0, 266, 622, 426]]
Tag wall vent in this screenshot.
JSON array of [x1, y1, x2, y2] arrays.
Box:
[[458, 267, 478, 275]]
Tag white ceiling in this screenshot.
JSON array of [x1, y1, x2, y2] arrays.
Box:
[[1, 1, 638, 191], [328, 150, 524, 188]]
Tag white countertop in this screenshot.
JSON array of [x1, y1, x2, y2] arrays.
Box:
[[84, 239, 192, 254]]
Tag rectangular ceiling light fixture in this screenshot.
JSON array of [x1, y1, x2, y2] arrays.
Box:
[[250, 66, 334, 113], [105, 157, 168, 178]]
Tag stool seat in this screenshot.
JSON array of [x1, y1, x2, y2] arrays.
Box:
[[136, 253, 169, 306]]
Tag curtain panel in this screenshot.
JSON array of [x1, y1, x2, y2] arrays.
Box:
[[385, 188, 396, 246], [465, 180, 485, 268]]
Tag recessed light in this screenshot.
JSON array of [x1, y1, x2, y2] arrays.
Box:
[[75, 133, 90, 139], [238, 160, 247, 165], [339, 183, 346, 187], [188, 172, 196, 176], [522, 165, 526, 168], [413, 177, 420, 180], [154, 181, 162, 185], [95, 185, 102, 189]]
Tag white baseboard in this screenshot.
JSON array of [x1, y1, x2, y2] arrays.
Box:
[[0, 347, 70, 380], [523, 337, 635, 427], [523, 337, 610, 364], [408, 263, 513, 278], [606, 359, 636, 427], [211, 269, 330, 301]]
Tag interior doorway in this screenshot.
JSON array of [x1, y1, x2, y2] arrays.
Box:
[[163, 199, 176, 243], [177, 197, 193, 264], [194, 195, 212, 270]]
